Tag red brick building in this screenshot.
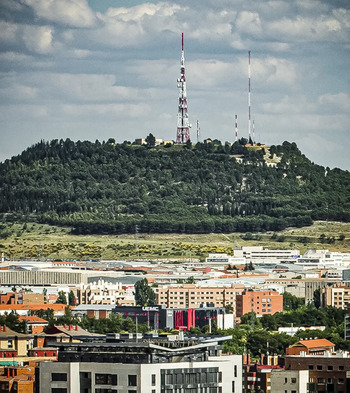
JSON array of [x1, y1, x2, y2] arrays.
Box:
[[236, 289, 283, 318]]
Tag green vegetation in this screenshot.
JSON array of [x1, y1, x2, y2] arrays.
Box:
[[134, 278, 156, 306], [0, 139, 349, 236], [0, 220, 349, 260], [221, 304, 348, 358], [2, 300, 347, 358]]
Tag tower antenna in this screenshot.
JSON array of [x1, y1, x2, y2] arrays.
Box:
[[176, 32, 191, 143], [196, 120, 200, 143], [235, 114, 238, 142], [252, 119, 255, 145], [248, 50, 252, 145]]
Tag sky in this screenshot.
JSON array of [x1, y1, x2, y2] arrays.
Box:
[[0, 0, 349, 170]]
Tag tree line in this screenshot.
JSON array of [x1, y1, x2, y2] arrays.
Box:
[[0, 138, 349, 234]]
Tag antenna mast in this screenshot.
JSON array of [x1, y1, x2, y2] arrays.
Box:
[[252, 119, 255, 145], [176, 33, 191, 143], [196, 120, 200, 143], [248, 50, 252, 144], [235, 114, 238, 142]]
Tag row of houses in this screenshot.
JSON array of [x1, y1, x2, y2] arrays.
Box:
[[0, 323, 349, 393]]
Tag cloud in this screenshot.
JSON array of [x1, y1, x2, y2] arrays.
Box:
[[319, 93, 350, 113], [22, 25, 53, 53], [0, 21, 18, 43], [0, 0, 349, 169], [21, 0, 97, 28]]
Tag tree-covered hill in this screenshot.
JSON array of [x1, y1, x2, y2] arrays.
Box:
[[0, 138, 349, 234]]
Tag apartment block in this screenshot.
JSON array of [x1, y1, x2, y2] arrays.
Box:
[[155, 284, 245, 311], [321, 283, 350, 309], [77, 279, 135, 306], [235, 289, 283, 318], [270, 369, 309, 393], [285, 353, 350, 392]]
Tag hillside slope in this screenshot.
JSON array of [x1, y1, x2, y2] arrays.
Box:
[[0, 139, 349, 234]]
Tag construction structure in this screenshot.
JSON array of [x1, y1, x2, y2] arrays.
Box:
[[176, 33, 191, 143], [248, 50, 253, 145]]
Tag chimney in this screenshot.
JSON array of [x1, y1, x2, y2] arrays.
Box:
[[69, 325, 72, 331], [75, 325, 78, 331], [4, 325, 6, 332]]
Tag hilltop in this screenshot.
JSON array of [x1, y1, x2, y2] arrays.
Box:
[[0, 139, 349, 236]]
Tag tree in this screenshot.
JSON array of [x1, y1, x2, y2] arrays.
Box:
[[133, 278, 156, 306], [56, 290, 67, 304], [283, 292, 304, 311], [145, 133, 156, 148], [68, 290, 76, 306], [313, 289, 321, 309]]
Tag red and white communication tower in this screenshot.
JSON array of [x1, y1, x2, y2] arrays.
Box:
[[176, 32, 191, 143]]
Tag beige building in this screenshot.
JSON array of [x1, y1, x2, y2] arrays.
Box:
[[321, 283, 350, 309], [155, 284, 245, 311], [78, 280, 135, 306], [0, 326, 33, 357]]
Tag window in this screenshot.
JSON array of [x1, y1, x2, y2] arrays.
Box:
[[128, 375, 137, 386], [309, 365, 314, 370], [234, 365, 237, 378], [95, 374, 118, 385], [51, 389, 67, 393], [232, 381, 235, 393], [328, 365, 333, 371], [339, 365, 344, 370], [51, 373, 67, 382], [338, 378, 344, 384], [317, 378, 325, 384], [317, 365, 322, 370], [284, 378, 288, 384], [7, 340, 13, 349], [151, 374, 156, 386], [291, 378, 296, 383]]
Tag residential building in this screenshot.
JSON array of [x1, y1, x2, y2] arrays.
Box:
[[0, 326, 33, 357], [77, 279, 135, 306], [155, 283, 245, 311], [243, 363, 282, 393], [43, 325, 104, 346], [0, 304, 67, 317], [321, 283, 350, 309], [18, 316, 48, 334], [270, 369, 309, 393], [0, 366, 35, 393], [235, 289, 283, 318], [0, 292, 44, 305], [285, 352, 350, 392]]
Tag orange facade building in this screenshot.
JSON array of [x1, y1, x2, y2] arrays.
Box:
[[155, 284, 245, 310], [235, 289, 283, 319]]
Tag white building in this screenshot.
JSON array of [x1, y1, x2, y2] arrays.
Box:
[[234, 246, 300, 262], [270, 369, 309, 393], [38, 338, 243, 393]]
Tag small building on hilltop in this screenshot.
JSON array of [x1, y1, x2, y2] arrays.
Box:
[[286, 338, 335, 356]]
